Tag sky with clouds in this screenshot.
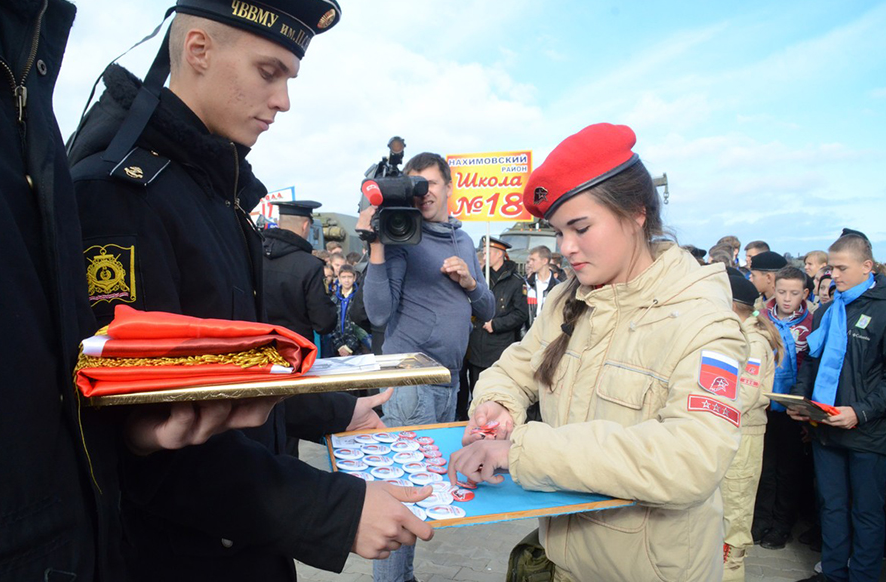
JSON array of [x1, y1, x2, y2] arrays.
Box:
[[55, 0, 886, 260]]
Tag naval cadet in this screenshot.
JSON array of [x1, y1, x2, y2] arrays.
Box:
[[263, 200, 337, 341], [68, 1, 433, 580]]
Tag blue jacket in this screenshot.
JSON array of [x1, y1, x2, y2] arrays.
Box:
[[364, 219, 494, 378]]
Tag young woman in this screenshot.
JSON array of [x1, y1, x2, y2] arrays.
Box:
[[449, 123, 747, 581]]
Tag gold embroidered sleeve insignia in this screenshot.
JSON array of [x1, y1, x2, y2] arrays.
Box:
[[84, 243, 137, 305]]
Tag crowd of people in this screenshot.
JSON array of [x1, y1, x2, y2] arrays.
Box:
[[5, 2, 885, 582]]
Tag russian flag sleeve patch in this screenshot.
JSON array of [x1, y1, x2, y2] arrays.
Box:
[[698, 350, 739, 400]]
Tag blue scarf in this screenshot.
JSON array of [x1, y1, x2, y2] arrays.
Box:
[[767, 305, 806, 411], [807, 273, 875, 405]]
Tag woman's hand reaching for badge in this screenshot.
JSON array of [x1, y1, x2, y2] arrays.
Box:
[[462, 401, 515, 445], [448, 439, 512, 486]]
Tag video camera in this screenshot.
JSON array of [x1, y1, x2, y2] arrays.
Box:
[[359, 176, 428, 245], [358, 135, 429, 246]]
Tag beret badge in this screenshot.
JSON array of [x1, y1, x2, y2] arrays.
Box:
[[533, 187, 548, 204]]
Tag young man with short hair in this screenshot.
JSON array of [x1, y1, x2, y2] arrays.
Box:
[[789, 231, 886, 582], [745, 240, 771, 269], [524, 245, 561, 329], [69, 3, 432, 580], [360, 152, 495, 582], [753, 266, 814, 550]]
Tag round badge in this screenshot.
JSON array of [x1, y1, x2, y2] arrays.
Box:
[[417, 491, 453, 508], [427, 465, 448, 474], [398, 431, 418, 440], [409, 472, 443, 486], [371, 466, 405, 480], [431, 481, 454, 494], [392, 451, 424, 464], [425, 457, 446, 467], [402, 462, 428, 474], [363, 455, 394, 467], [456, 479, 478, 490], [416, 436, 435, 446], [360, 444, 391, 455], [334, 436, 359, 447], [372, 432, 397, 443], [407, 505, 427, 521], [332, 448, 364, 460], [452, 488, 475, 502], [425, 505, 466, 520], [336, 459, 368, 472], [391, 440, 420, 453], [385, 478, 413, 487], [348, 471, 375, 482], [419, 444, 439, 453], [354, 434, 378, 445], [423, 450, 442, 459]]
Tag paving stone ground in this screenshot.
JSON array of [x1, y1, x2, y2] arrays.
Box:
[[296, 441, 886, 582]]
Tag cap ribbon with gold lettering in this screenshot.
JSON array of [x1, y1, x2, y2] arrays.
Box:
[[175, 0, 341, 59]]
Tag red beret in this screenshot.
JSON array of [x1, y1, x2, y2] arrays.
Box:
[[523, 123, 639, 219]]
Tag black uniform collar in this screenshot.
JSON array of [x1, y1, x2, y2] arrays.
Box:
[[263, 227, 313, 253]]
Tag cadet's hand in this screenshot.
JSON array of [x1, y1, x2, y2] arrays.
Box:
[[441, 256, 477, 291], [352, 482, 434, 559], [786, 406, 811, 423], [124, 397, 283, 456], [462, 401, 515, 445], [448, 439, 511, 486], [346, 388, 394, 432], [821, 406, 858, 429]]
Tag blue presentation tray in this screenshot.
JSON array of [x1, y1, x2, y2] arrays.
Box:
[[326, 422, 634, 528]]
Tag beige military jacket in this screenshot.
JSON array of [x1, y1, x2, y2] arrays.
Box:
[[471, 244, 748, 581], [738, 317, 777, 433]]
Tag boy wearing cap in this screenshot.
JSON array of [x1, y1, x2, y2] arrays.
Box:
[[789, 231, 886, 582], [752, 266, 814, 549], [745, 240, 771, 269], [750, 250, 788, 311], [69, 4, 434, 581]]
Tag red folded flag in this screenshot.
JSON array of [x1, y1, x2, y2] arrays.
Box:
[[75, 305, 317, 397]]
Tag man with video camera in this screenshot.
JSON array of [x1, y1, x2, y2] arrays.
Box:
[[358, 151, 494, 582]]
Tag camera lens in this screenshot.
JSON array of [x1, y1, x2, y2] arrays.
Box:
[[388, 213, 411, 239]]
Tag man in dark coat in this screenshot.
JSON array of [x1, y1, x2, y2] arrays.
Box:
[[461, 237, 528, 419], [67, 3, 432, 581], [263, 200, 337, 341], [1, 2, 121, 579]]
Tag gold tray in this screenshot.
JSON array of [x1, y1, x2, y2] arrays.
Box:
[[84, 353, 450, 407]]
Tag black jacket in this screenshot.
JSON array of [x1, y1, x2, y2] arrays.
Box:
[[68, 65, 364, 581], [466, 260, 529, 368], [1, 2, 124, 580], [793, 273, 886, 454], [263, 228, 336, 340]]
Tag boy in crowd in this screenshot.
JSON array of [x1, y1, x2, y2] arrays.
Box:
[[789, 230, 886, 582], [524, 245, 562, 329], [753, 266, 814, 549], [331, 264, 369, 356], [718, 234, 742, 266], [750, 251, 788, 310], [745, 240, 771, 269], [805, 251, 828, 279]]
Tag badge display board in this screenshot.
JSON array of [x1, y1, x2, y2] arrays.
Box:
[[764, 393, 838, 422], [326, 422, 634, 528], [85, 353, 449, 407]]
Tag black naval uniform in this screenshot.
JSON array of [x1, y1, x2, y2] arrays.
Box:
[[263, 228, 337, 341], [462, 259, 528, 415], [69, 64, 363, 582], [2, 1, 124, 579]]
